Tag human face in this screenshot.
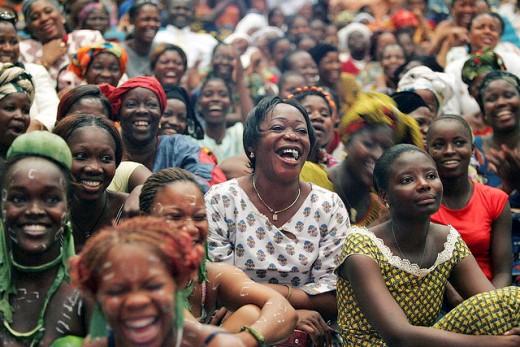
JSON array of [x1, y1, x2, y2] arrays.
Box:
[[414, 89, 439, 116], [290, 52, 319, 86], [211, 45, 237, 81], [272, 39, 291, 68], [318, 51, 341, 86], [482, 79, 520, 133], [427, 119, 473, 179], [384, 151, 442, 217], [345, 125, 395, 188], [97, 244, 176, 347], [309, 19, 326, 42], [0, 21, 19, 63], [381, 44, 406, 80], [198, 79, 231, 126], [3, 157, 68, 256], [289, 16, 310, 39], [375, 32, 397, 61], [85, 53, 122, 87], [132, 4, 160, 44], [347, 31, 368, 54], [150, 181, 208, 245], [301, 95, 334, 148], [325, 25, 339, 46], [153, 50, 186, 87], [67, 97, 110, 118], [84, 8, 109, 33], [160, 98, 187, 135], [268, 8, 285, 28], [28, 0, 66, 43], [279, 75, 306, 99], [68, 126, 117, 201], [168, 0, 194, 29], [468, 13, 501, 50], [120, 88, 162, 145], [0, 93, 31, 151], [397, 32, 415, 58], [254, 103, 311, 181], [409, 106, 435, 146], [452, 0, 476, 28]]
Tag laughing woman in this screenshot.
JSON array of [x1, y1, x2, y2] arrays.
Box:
[[0, 132, 87, 346], [206, 96, 349, 345]]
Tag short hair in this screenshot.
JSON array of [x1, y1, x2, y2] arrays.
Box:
[[373, 144, 431, 192], [71, 216, 204, 294], [277, 71, 306, 93], [468, 11, 503, 35], [308, 43, 338, 66], [53, 114, 124, 167], [426, 114, 473, 145], [140, 167, 202, 214], [243, 96, 316, 171], [476, 70, 520, 112], [199, 75, 233, 99], [150, 43, 188, 72], [57, 85, 114, 122], [129, 0, 158, 21], [280, 49, 306, 73]]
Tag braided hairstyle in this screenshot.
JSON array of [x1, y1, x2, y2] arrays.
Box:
[[286, 85, 337, 116]]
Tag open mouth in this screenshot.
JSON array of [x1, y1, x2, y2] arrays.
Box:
[[19, 223, 50, 237], [441, 159, 460, 168], [495, 110, 514, 122], [123, 316, 161, 345], [79, 179, 103, 194], [8, 124, 26, 135], [133, 120, 151, 130], [276, 147, 302, 162]]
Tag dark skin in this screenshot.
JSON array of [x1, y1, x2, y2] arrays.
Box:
[[338, 150, 520, 346]]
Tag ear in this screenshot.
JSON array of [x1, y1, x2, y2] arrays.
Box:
[[378, 189, 389, 206]]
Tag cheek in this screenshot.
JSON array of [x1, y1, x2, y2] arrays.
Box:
[[100, 295, 123, 319]]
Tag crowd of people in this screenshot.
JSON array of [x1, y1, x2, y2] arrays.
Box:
[[0, 0, 520, 345]]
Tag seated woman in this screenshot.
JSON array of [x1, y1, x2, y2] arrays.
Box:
[[206, 96, 349, 345], [150, 43, 188, 89], [53, 114, 128, 250], [336, 144, 520, 345], [161, 85, 204, 139], [0, 132, 87, 346], [427, 115, 512, 308], [70, 216, 246, 347], [101, 76, 226, 190], [140, 167, 297, 345]]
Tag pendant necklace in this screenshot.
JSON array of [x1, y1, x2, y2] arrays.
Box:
[[252, 177, 301, 221]]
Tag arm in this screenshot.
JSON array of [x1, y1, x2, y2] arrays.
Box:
[[490, 200, 513, 289], [214, 263, 298, 346], [340, 254, 518, 347], [234, 57, 254, 123], [27, 63, 59, 130], [127, 164, 152, 192]]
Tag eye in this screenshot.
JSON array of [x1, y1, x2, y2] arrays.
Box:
[[9, 194, 26, 205], [400, 176, 413, 184], [45, 195, 62, 205], [100, 155, 114, 163], [430, 141, 444, 150], [194, 214, 207, 222], [426, 171, 438, 180], [296, 128, 308, 135], [124, 101, 137, 108], [105, 288, 126, 296], [454, 139, 467, 147], [147, 282, 165, 291], [110, 66, 120, 73], [73, 152, 88, 161], [270, 125, 285, 132], [147, 101, 159, 108], [166, 213, 183, 221]]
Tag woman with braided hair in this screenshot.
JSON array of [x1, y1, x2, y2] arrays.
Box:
[[70, 216, 246, 347]]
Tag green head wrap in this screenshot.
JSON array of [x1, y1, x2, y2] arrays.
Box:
[[461, 47, 507, 86]]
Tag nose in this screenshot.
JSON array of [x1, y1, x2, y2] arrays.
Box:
[[310, 110, 324, 123], [26, 199, 45, 216], [125, 291, 152, 309], [416, 176, 431, 191], [84, 159, 103, 174], [180, 218, 198, 236], [445, 142, 456, 154]]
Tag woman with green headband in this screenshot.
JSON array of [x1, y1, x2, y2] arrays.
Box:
[[0, 131, 87, 346], [139, 168, 297, 346]]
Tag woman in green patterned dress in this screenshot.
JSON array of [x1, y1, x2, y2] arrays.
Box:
[[336, 144, 520, 346]]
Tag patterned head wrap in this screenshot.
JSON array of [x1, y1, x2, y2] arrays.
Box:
[[77, 2, 106, 27], [0, 63, 35, 103], [99, 76, 167, 118], [397, 66, 455, 116], [390, 9, 419, 29], [477, 70, 520, 111], [69, 42, 128, 79], [461, 47, 507, 86], [339, 92, 424, 148]]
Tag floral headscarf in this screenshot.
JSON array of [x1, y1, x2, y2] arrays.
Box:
[[69, 42, 128, 79], [461, 47, 507, 86]]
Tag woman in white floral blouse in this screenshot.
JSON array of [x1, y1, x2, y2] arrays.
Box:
[[206, 95, 350, 345]]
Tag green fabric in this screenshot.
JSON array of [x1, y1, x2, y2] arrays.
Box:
[[461, 47, 506, 85], [7, 131, 72, 170], [49, 335, 84, 347]]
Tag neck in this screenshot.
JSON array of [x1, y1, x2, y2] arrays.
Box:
[[252, 173, 301, 208], [73, 191, 107, 213], [441, 175, 471, 197], [127, 38, 153, 56], [339, 161, 371, 204], [390, 218, 430, 250], [124, 136, 157, 165], [205, 122, 226, 144], [350, 50, 367, 61], [11, 243, 62, 270]]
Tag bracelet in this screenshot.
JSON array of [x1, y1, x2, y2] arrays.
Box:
[[239, 325, 266, 347], [284, 284, 293, 301], [204, 330, 232, 346]]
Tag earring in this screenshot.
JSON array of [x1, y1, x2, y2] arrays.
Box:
[[249, 152, 255, 159]]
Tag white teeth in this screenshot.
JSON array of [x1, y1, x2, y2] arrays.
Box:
[[282, 149, 299, 159], [24, 225, 46, 231], [81, 180, 101, 187], [134, 121, 149, 126], [444, 160, 458, 165], [125, 317, 155, 328]]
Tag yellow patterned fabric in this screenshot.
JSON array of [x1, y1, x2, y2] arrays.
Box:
[[336, 226, 470, 346]]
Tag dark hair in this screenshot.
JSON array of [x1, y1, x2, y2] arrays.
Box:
[[150, 43, 188, 71], [268, 37, 291, 57], [139, 167, 202, 214], [308, 43, 338, 66], [129, 0, 158, 21], [163, 84, 204, 139], [369, 31, 396, 61], [243, 96, 316, 171], [477, 70, 520, 112], [277, 71, 306, 94], [199, 75, 233, 99], [53, 114, 124, 167], [468, 11, 503, 35], [426, 114, 473, 145], [287, 85, 335, 116], [57, 85, 114, 122], [280, 49, 306, 73], [373, 144, 431, 192], [267, 7, 284, 25]]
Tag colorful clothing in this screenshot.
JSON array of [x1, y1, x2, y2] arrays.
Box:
[[194, 122, 244, 163], [431, 181, 509, 280], [300, 161, 334, 192], [206, 179, 349, 294]]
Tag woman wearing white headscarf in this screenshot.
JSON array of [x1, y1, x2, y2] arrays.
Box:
[[337, 22, 372, 76]]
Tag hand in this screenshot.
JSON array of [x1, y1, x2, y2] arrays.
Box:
[[486, 145, 520, 193], [295, 309, 334, 346], [41, 38, 68, 66], [504, 327, 520, 336], [122, 188, 141, 219], [445, 27, 468, 47]]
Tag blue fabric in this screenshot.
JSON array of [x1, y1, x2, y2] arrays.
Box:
[[474, 136, 501, 188], [501, 16, 520, 48]]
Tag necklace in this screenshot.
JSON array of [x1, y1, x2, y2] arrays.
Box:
[[73, 193, 108, 238], [391, 222, 428, 268], [252, 177, 301, 221], [11, 252, 62, 272]]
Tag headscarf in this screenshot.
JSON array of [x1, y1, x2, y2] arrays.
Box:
[[477, 70, 520, 111], [234, 12, 268, 36], [99, 76, 166, 118], [461, 47, 507, 86], [337, 22, 372, 52], [163, 85, 204, 140], [397, 66, 455, 116], [22, 0, 62, 29], [391, 90, 430, 114], [69, 42, 128, 79], [1, 131, 75, 326], [77, 2, 107, 27], [0, 63, 35, 103], [339, 92, 424, 148], [390, 9, 419, 30]]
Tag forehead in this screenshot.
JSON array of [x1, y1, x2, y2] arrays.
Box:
[[92, 52, 119, 63], [301, 94, 327, 107], [6, 157, 66, 186], [484, 79, 519, 93], [153, 181, 203, 204], [68, 125, 115, 147], [264, 103, 306, 123], [203, 79, 227, 90], [124, 87, 158, 100], [214, 45, 235, 55], [170, 0, 193, 8], [391, 150, 433, 171], [102, 244, 168, 278]]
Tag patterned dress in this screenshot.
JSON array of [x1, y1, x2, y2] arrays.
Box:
[[337, 226, 520, 346], [206, 179, 349, 294]]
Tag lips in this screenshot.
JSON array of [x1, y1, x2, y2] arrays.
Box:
[[79, 179, 103, 194], [416, 194, 436, 204], [133, 120, 151, 130], [122, 316, 161, 345], [275, 146, 302, 163], [19, 223, 50, 237]]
